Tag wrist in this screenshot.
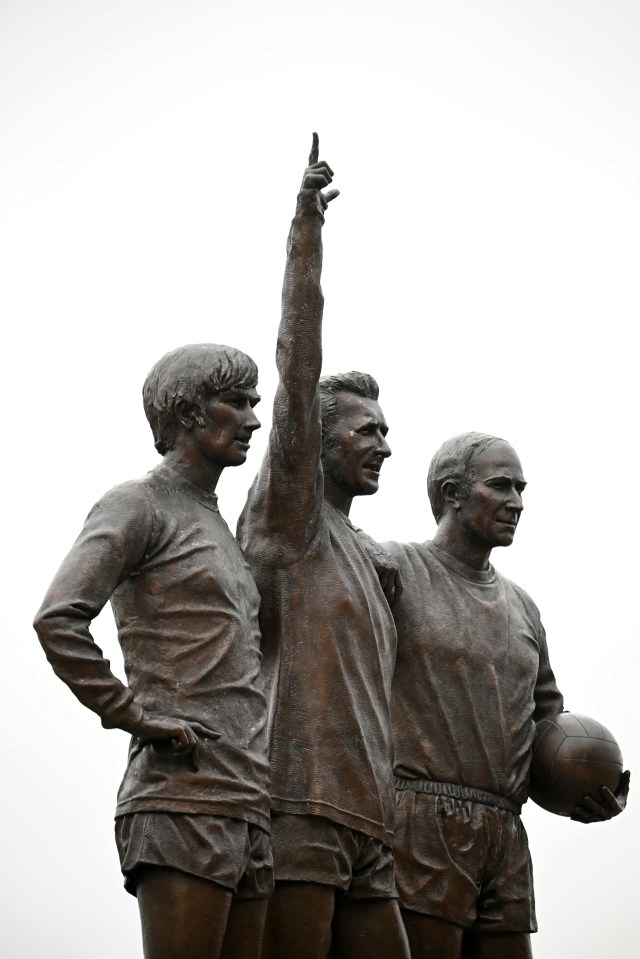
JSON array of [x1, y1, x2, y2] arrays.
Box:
[[102, 700, 147, 735], [295, 189, 325, 221]]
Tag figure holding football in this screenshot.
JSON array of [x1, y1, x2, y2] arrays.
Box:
[[383, 432, 630, 959]]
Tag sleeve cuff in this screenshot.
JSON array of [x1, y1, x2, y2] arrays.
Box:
[[101, 698, 146, 733]]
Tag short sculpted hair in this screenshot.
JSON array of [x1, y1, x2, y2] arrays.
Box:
[[427, 432, 504, 522], [319, 371, 380, 448], [143, 343, 258, 455]]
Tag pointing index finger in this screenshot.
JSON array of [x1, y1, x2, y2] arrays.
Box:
[[309, 132, 319, 166]]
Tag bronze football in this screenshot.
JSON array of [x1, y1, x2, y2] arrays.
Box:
[[529, 713, 623, 817]]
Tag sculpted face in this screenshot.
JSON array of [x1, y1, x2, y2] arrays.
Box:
[[457, 441, 526, 548], [322, 392, 391, 497], [193, 387, 261, 467]]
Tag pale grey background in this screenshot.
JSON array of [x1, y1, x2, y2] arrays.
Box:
[[2, 2, 638, 956]]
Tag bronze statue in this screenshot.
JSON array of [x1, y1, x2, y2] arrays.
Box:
[[238, 136, 410, 958], [383, 432, 630, 959], [34, 344, 272, 959]]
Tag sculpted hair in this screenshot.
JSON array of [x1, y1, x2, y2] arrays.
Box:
[[427, 432, 504, 522], [319, 371, 380, 447], [143, 343, 258, 455]]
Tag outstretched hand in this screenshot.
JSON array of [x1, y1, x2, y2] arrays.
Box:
[[297, 132, 340, 217], [354, 529, 404, 606], [571, 769, 630, 823], [130, 713, 221, 772], [374, 551, 404, 606]]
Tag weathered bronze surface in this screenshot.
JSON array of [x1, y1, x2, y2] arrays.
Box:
[[33, 141, 629, 959], [238, 135, 410, 958], [383, 433, 630, 958], [34, 344, 272, 958]]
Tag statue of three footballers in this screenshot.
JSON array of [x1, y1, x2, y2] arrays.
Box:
[[34, 136, 629, 959]]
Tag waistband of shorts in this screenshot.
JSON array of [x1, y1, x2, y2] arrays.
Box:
[[394, 777, 521, 815]]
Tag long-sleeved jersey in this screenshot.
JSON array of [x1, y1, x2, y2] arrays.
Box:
[[34, 462, 270, 829], [385, 540, 564, 806]]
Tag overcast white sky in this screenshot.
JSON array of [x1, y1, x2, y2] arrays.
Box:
[[2, 1, 638, 956]]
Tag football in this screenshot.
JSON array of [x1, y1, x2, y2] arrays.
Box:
[[529, 713, 623, 817]]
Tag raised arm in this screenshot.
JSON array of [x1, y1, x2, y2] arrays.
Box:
[[276, 134, 339, 458], [239, 135, 339, 553]]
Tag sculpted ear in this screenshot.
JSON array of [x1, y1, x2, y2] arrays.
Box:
[[441, 479, 462, 512], [175, 399, 206, 431]]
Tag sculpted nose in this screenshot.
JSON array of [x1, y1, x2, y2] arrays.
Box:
[[246, 409, 261, 433], [507, 491, 524, 513], [378, 434, 392, 458]]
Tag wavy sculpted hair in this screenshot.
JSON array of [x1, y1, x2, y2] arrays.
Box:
[[142, 343, 258, 455], [319, 371, 380, 448]]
